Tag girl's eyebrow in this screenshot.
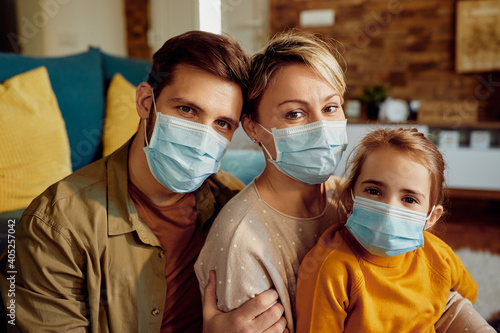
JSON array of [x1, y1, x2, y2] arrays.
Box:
[[360, 179, 385, 187], [361, 179, 426, 198], [400, 189, 426, 199]]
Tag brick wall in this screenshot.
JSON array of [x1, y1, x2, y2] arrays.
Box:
[[125, 0, 151, 60], [270, 0, 500, 120]]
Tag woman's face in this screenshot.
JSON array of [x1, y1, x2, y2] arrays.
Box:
[[252, 63, 345, 158]]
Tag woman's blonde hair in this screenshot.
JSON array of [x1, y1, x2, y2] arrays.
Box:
[[245, 29, 346, 119], [340, 128, 446, 211]]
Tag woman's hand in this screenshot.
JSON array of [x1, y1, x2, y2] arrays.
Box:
[[203, 270, 289, 333]]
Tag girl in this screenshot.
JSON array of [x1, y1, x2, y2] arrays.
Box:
[[295, 128, 494, 332]]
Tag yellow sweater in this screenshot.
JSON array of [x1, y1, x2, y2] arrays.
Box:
[[295, 227, 477, 333]]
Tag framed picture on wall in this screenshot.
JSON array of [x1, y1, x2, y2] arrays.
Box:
[[456, 0, 500, 73]]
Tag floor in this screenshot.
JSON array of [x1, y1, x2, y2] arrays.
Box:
[[437, 197, 500, 328], [436, 197, 500, 254]]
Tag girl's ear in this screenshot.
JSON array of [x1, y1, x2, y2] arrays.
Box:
[[241, 114, 259, 143], [426, 204, 444, 229], [136, 82, 153, 119], [342, 189, 354, 216]]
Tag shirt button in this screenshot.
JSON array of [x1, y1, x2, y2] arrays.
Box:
[[158, 251, 165, 258], [151, 308, 160, 316]]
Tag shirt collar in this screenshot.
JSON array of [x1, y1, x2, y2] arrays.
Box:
[[106, 139, 218, 242]]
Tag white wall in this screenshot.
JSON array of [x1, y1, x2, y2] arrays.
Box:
[[148, 0, 199, 54], [222, 0, 269, 54], [15, 0, 127, 57], [148, 0, 270, 54]]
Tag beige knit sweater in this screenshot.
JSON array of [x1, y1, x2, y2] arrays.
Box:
[[195, 177, 344, 333]]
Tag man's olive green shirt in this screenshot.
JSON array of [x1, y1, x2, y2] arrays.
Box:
[[0, 141, 244, 332]]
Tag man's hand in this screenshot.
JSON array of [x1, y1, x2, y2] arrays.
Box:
[[203, 270, 289, 333]]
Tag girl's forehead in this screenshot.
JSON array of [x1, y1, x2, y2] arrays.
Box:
[[358, 148, 431, 188]]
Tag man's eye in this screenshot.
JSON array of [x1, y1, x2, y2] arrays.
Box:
[[217, 120, 229, 129], [180, 106, 193, 113]]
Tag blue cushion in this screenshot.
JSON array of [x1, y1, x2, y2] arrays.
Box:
[[0, 48, 104, 171], [101, 49, 151, 87], [221, 150, 266, 185]]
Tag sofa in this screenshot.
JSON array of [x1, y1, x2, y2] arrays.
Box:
[[0, 47, 265, 253]]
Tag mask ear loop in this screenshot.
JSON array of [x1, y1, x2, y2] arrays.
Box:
[[256, 122, 276, 162], [144, 89, 158, 147], [424, 205, 436, 230]]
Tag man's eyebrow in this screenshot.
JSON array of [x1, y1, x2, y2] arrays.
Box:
[[218, 116, 239, 128], [167, 97, 239, 128], [277, 93, 340, 107], [167, 97, 203, 110]]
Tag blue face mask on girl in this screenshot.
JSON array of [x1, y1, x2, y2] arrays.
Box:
[[258, 120, 348, 185], [143, 93, 230, 193], [345, 193, 435, 257]]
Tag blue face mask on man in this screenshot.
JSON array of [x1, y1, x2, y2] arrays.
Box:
[[345, 193, 435, 257], [143, 93, 230, 193], [258, 120, 348, 185]]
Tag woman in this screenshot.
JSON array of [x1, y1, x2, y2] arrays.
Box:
[[195, 30, 347, 333]]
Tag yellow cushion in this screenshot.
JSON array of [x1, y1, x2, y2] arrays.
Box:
[[102, 73, 140, 157], [0, 66, 72, 213]]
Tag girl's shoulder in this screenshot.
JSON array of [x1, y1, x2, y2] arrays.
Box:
[[305, 227, 361, 275]]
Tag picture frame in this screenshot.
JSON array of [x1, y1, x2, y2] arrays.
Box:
[[456, 1, 500, 73]]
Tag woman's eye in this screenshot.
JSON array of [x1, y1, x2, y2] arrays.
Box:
[[324, 105, 339, 113], [285, 110, 304, 120], [180, 106, 193, 114]]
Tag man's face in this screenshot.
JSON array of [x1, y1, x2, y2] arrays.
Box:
[[150, 64, 243, 141]]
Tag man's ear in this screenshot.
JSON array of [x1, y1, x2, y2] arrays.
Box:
[[136, 82, 153, 119], [426, 204, 444, 229], [241, 114, 259, 143]]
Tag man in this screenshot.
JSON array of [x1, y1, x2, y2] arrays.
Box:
[[0, 31, 286, 332]]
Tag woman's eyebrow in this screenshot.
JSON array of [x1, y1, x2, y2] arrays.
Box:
[[277, 94, 340, 107]]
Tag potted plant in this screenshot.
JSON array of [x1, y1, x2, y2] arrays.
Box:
[[359, 84, 388, 120]]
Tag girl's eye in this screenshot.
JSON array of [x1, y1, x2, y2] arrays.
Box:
[[365, 188, 381, 196], [285, 110, 305, 120], [180, 106, 193, 114], [402, 197, 419, 204], [324, 105, 339, 113]]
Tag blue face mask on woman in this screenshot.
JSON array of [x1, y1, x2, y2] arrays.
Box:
[[143, 94, 230, 193], [258, 120, 348, 185], [345, 194, 435, 257]]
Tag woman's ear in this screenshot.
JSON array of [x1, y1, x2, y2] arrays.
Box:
[[241, 114, 259, 143], [426, 204, 444, 229], [136, 82, 153, 119]]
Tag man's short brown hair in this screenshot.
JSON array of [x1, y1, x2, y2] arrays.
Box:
[[147, 30, 250, 102]]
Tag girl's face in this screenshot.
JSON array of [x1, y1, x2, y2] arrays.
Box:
[[353, 147, 433, 215], [243, 63, 345, 160]]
